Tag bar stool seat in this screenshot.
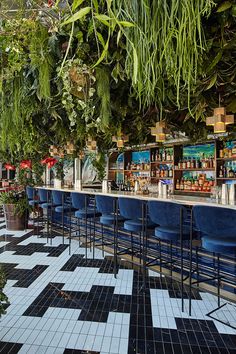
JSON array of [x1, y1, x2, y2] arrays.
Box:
[[29, 199, 40, 206], [55, 204, 75, 213], [154, 225, 190, 241], [201, 234, 236, 254], [100, 214, 124, 226], [41, 202, 54, 209], [75, 208, 100, 219], [124, 219, 155, 233]]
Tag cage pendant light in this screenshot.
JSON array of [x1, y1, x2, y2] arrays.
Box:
[[206, 95, 234, 133], [112, 134, 129, 148], [150, 121, 168, 142]]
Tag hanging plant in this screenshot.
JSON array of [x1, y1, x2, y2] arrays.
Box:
[[57, 58, 96, 127]]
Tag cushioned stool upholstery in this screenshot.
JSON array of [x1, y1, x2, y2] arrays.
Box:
[[193, 205, 236, 255], [26, 186, 35, 200], [75, 208, 100, 219], [148, 200, 189, 241], [96, 195, 124, 226], [154, 226, 191, 241]]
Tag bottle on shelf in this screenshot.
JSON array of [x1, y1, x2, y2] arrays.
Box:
[[176, 179, 180, 190]]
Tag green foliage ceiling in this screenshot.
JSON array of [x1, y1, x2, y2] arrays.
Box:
[[0, 0, 236, 162]]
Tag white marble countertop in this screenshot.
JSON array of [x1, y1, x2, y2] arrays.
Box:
[[35, 185, 236, 209]]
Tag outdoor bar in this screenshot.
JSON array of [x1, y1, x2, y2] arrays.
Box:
[[0, 1, 236, 354]]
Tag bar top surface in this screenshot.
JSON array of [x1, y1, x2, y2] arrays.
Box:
[[36, 185, 236, 209]]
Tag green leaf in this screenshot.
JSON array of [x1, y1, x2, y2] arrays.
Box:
[[97, 31, 106, 48], [216, 1, 232, 12], [206, 50, 223, 73], [72, 0, 85, 12], [132, 46, 138, 84], [93, 38, 109, 67], [206, 73, 217, 90], [95, 14, 111, 21], [92, 0, 99, 12], [119, 21, 135, 27], [117, 29, 121, 46], [62, 7, 91, 26]]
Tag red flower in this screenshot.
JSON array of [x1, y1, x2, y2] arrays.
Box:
[[5, 163, 16, 171], [20, 160, 32, 170], [41, 157, 57, 169]]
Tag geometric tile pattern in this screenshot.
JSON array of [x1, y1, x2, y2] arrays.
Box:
[[0, 225, 236, 354]]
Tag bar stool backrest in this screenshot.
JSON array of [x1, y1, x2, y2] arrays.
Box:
[[52, 190, 63, 205], [193, 205, 236, 238], [95, 195, 115, 214], [38, 189, 48, 203], [118, 197, 144, 220], [71, 193, 90, 210], [26, 186, 34, 200], [148, 200, 188, 227]]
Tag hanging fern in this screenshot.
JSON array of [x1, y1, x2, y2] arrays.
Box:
[[29, 23, 53, 101], [113, 0, 215, 111], [96, 66, 111, 130]]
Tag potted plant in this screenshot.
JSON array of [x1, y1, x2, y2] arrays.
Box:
[[0, 190, 31, 231]]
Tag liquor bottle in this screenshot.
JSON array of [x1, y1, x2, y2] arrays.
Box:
[[167, 150, 171, 161], [180, 179, 184, 190], [169, 166, 173, 178], [190, 158, 195, 169], [187, 158, 191, 169], [182, 158, 187, 169], [229, 164, 234, 178], [178, 159, 182, 169], [176, 179, 180, 190], [155, 150, 158, 161], [163, 149, 166, 161], [219, 166, 223, 178]]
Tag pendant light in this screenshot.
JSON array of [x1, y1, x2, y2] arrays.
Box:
[[206, 95, 234, 133], [112, 134, 129, 148], [86, 137, 97, 151], [150, 121, 168, 142]]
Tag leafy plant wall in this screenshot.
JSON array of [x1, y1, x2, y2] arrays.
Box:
[[0, 0, 236, 164]]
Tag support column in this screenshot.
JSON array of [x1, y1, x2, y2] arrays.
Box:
[[74, 158, 82, 190]]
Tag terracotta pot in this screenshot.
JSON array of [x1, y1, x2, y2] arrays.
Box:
[[3, 204, 27, 231]]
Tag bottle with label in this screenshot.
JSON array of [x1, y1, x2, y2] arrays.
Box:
[[176, 179, 180, 190], [182, 158, 187, 169], [219, 166, 223, 178], [162, 149, 166, 161], [168, 166, 173, 178], [178, 160, 182, 169], [180, 179, 184, 190], [187, 158, 191, 169]]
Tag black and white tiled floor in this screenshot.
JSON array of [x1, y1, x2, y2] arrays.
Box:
[[0, 219, 236, 354]]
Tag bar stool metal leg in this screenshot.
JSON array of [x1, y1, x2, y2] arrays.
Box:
[[189, 208, 193, 316]]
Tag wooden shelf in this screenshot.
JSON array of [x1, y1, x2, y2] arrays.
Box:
[[109, 169, 124, 171], [216, 157, 236, 161], [151, 161, 173, 164], [124, 169, 150, 172], [174, 189, 212, 194], [217, 177, 236, 180], [174, 168, 215, 171], [151, 177, 173, 179]]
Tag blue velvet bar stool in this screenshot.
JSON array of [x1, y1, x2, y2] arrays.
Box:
[[26, 186, 35, 204], [95, 195, 125, 273], [118, 197, 154, 282], [26, 186, 38, 234], [148, 200, 190, 310], [190, 205, 236, 318], [70, 193, 101, 258], [52, 190, 71, 244], [40, 189, 53, 242]]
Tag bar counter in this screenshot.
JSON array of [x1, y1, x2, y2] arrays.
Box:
[[37, 185, 236, 209]]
